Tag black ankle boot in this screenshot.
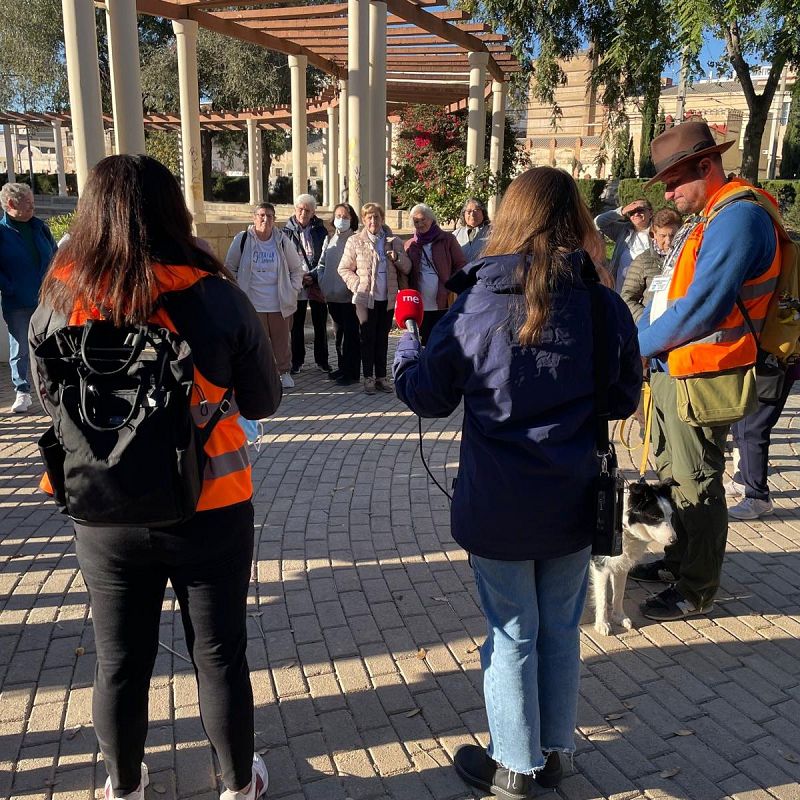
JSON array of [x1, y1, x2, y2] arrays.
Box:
[[534, 751, 563, 788], [454, 745, 532, 800]]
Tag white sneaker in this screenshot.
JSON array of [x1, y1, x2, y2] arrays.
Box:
[[280, 373, 294, 389], [724, 478, 743, 497], [11, 392, 31, 413], [104, 763, 149, 800], [728, 497, 774, 520], [220, 754, 269, 800]]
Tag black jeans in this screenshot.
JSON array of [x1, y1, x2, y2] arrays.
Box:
[[730, 376, 796, 501], [291, 298, 329, 369], [75, 503, 255, 795], [328, 302, 361, 380], [360, 300, 392, 379], [420, 309, 447, 345]]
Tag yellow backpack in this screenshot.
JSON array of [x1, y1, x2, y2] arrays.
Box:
[[707, 187, 800, 364]]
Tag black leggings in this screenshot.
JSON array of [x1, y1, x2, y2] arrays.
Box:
[[75, 503, 255, 795], [328, 302, 361, 380], [291, 298, 329, 369], [360, 300, 392, 378]]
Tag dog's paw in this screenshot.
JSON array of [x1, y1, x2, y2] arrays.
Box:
[[594, 621, 612, 636], [611, 612, 633, 630]]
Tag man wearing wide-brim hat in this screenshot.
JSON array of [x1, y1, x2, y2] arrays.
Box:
[[629, 121, 780, 620]]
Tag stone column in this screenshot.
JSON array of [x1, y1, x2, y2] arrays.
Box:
[[247, 118, 263, 205], [105, 0, 146, 155], [338, 80, 348, 202], [466, 51, 489, 173], [172, 19, 205, 223], [3, 126, 15, 183], [327, 105, 339, 207], [62, 0, 106, 193], [347, 0, 370, 210], [385, 122, 392, 210], [369, 0, 387, 203], [52, 121, 68, 196], [488, 80, 507, 217], [288, 54, 308, 201]]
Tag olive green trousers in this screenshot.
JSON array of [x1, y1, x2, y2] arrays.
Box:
[[650, 372, 729, 609]]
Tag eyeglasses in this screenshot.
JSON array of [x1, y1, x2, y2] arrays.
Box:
[[626, 207, 649, 218], [412, 217, 427, 225], [464, 208, 481, 215]]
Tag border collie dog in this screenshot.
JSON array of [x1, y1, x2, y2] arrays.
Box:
[[590, 481, 677, 635]]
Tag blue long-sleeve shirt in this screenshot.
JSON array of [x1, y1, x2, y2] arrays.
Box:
[[638, 201, 775, 371]]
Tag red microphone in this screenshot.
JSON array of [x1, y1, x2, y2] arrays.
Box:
[[394, 289, 424, 341]]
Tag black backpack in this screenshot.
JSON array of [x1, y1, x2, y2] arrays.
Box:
[[34, 315, 232, 527]]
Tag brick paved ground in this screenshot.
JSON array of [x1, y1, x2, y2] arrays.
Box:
[[1, 336, 799, 800]]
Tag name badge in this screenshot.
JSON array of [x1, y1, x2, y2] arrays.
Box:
[[649, 276, 671, 293]]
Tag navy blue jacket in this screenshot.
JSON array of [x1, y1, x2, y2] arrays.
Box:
[[0, 213, 57, 312], [394, 252, 642, 561]]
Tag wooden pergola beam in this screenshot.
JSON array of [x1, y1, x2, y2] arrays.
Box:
[[386, 0, 504, 82]]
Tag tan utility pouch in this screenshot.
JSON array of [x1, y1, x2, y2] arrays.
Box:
[[675, 366, 757, 427]]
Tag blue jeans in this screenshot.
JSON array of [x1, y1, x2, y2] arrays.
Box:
[[472, 546, 591, 774], [4, 306, 34, 393]]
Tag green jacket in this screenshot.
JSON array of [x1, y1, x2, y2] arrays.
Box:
[[620, 248, 663, 322]]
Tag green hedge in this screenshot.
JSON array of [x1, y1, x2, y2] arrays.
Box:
[[575, 179, 606, 214], [0, 172, 78, 195], [47, 212, 76, 242], [211, 173, 249, 202], [617, 178, 674, 211]]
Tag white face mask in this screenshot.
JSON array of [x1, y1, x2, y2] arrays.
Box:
[[334, 217, 350, 232]]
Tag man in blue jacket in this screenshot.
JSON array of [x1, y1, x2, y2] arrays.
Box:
[[632, 123, 777, 621], [0, 183, 57, 412]]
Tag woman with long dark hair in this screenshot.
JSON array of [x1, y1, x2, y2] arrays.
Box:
[[31, 155, 280, 800], [394, 167, 641, 796]]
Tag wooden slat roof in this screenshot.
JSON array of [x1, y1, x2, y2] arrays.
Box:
[[136, 0, 519, 98]]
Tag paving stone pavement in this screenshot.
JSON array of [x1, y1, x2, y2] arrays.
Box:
[[1, 335, 799, 800]]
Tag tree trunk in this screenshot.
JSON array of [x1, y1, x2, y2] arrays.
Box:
[[722, 23, 785, 183], [740, 104, 770, 183]]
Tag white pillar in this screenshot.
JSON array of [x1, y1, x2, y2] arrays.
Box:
[[369, 0, 387, 204], [247, 118, 263, 205], [62, 0, 106, 193], [172, 19, 205, 223], [466, 51, 490, 173], [338, 80, 348, 203], [3, 126, 15, 183], [488, 80, 507, 217], [288, 54, 308, 201], [105, 0, 146, 155], [327, 105, 339, 207], [347, 0, 370, 210], [52, 121, 68, 196], [385, 122, 392, 211]]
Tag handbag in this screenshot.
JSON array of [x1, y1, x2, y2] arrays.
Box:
[[736, 297, 787, 404], [675, 366, 757, 426], [588, 281, 624, 557]]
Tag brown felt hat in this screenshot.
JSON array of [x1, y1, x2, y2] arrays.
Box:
[[645, 121, 734, 187]]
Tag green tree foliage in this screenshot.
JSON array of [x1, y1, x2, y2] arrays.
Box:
[[0, 4, 308, 198], [780, 79, 800, 179], [463, 0, 800, 181], [388, 104, 529, 223]]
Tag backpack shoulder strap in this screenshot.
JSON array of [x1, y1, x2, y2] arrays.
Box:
[[239, 230, 248, 255]]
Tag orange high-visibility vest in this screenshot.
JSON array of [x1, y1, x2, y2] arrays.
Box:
[[39, 264, 252, 511], [664, 179, 781, 378]]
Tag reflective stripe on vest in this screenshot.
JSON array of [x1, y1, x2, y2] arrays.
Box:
[[662, 180, 781, 378]]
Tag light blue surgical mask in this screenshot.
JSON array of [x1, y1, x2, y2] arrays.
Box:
[[333, 217, 350, 232]]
